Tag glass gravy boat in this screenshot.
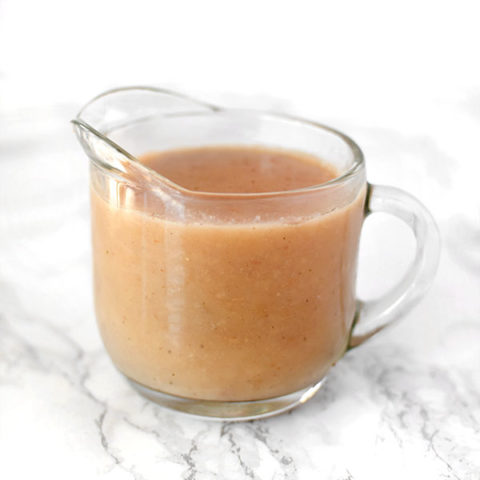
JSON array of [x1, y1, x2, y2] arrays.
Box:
[[73, 87, 440, 420]]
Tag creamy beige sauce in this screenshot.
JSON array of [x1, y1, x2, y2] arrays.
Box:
[[91, 146, 365, 401]]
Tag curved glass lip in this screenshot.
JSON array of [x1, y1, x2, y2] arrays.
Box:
[[73, 86, 365, 200]]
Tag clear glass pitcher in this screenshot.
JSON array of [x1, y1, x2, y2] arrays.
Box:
[[72, 87, 440, 420]]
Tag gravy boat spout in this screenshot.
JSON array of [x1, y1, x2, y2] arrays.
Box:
[[72, 86, 219, 196]]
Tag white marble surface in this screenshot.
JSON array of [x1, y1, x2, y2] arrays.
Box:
[[0, 92, 479, 480]]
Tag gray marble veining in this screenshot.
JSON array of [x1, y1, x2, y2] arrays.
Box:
[[0, 102, 479, 480]]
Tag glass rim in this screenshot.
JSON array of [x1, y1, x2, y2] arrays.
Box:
[[74, 86, 365, 200]]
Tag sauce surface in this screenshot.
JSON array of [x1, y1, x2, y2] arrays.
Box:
[[141, 145, 338, 193]]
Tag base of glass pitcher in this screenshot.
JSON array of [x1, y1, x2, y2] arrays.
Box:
[[127, 377, 326, 421]]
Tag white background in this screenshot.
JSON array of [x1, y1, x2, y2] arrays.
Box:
[[1, 0, 479, 114]]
